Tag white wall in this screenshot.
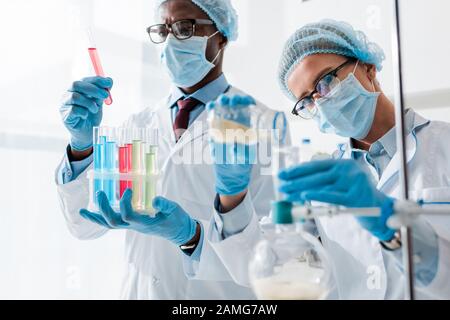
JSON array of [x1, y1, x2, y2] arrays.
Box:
[[0, 0, 449, 299]]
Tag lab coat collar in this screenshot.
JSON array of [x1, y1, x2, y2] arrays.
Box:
[[376, 132, 417, 190], [339, 109, 430, 190], [375, 126, 396, 158], [345, 109, 428, 159], [167, 73, 230, 108], [373, 109, 427, 159], [375, 110, 430, 190]]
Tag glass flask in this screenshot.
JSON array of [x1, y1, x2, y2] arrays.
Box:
[[208, 101, 287, 145], [249, 203, 333, 300]]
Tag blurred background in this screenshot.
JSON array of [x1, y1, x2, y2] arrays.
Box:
[[0, 0, 449, 299]]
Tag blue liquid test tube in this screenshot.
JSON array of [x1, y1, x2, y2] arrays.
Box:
[[92, 129, 107, 207], [104, 140, 117, 207], [93, 143, 103, 207]]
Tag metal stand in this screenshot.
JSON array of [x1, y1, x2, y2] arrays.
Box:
[[391, 0, 415, 300], [291, 202, 450, 222]]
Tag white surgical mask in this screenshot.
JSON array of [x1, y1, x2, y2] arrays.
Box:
[[161, 31, 223, 88], [315, 62, 380, 139]]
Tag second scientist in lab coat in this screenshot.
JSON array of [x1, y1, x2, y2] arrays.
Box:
[[205, 20, 450, 299], [56, 0, 286, 299]]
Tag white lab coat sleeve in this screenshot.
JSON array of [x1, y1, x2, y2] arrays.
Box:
[[416, 195, 450, 298], [408, 122, 450, 298], [418, 225, 450, 299], [179, 142, 277, 284], [216, 194, 254, 238], [55, 159, 109, 240], [181, 192, 263, 286], [181, 218, 234, 282], [207, 193, 264, 287]]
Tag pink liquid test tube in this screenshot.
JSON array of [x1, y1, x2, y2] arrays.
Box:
[[88, 47, 113, 105], [126, 143, 133, 189], [119, 146, 129, 198]]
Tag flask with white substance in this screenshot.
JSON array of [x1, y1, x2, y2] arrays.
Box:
[[249, 202, 333, 300]]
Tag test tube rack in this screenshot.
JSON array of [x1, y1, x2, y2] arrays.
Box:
[[87, 126, 159, 215]]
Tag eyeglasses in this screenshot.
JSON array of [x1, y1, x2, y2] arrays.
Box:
[[292, 58, 357, 119], [146, 19, 214, 44]]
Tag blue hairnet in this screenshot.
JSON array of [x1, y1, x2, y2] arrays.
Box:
[[155, 0, 238, 41], [278, 19, 385, 101]]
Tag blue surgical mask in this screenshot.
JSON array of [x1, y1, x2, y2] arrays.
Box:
[[314, 67, 380, 140], [161, 31, 222, 88]]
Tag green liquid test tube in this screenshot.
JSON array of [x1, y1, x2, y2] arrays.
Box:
[[132, 140, 144, 210], [145, 146, 157, 213]]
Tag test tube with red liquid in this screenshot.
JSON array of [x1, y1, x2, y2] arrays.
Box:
[[118, 145, 129, 197], [126, 142, 133, 189], [87, 29, 113, 105], [118, 128, 132, 198]]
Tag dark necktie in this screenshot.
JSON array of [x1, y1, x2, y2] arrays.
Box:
[[173, 98, 199, 141]]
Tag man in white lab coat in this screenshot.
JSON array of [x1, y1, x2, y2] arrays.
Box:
[[56, 0, 285, 299], [205, 20, 450, 299]]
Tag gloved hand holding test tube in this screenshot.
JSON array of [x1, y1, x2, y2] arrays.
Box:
[[87, 28, 113, 105]]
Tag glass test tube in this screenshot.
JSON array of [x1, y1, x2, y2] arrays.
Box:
[[144, 129, 158, 213], [102, 128, 117, 207], [126, 142, 133, 190], [272, 146, 300, 201], [119, 144, 128, 198], [93, 127, 104, 207], [118, 128, 132, 198], [87, 29, 113, 106], [105, 141, 117, 206], [88, 48, 113, 105], [132, 128, 145, 210]]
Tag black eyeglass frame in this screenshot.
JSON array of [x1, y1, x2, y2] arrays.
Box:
[[291, 58, 357, 117], [146, 19, 215, 44]]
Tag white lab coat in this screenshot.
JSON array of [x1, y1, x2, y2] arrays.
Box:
[[208, 111, 450, 299], [55, 86, 279, 299]]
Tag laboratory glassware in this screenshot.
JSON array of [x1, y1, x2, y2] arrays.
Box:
[[249, 203, 333, 300], [87, 127, 159, 215], [87, 29, 113, 105], [208, 100, 288, 145]]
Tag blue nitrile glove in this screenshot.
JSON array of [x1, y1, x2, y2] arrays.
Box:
[[79, 189, 198, 246], [209, 140, 256, 196], [207, 94, 257, 196], [278, 159, 396, 241], [60, 76, 113, 151]]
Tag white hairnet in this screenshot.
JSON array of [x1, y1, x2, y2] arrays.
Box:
[[155, 0, 238, 41], [278, 19, 385, 101]]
